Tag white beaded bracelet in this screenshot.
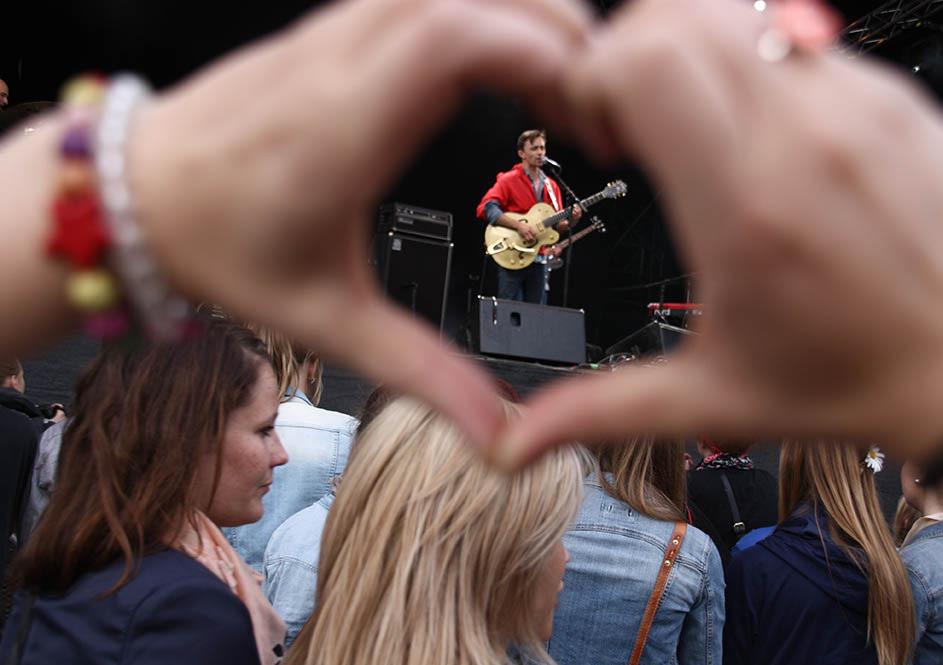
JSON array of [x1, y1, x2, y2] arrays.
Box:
[[94, 74, 192, 341]]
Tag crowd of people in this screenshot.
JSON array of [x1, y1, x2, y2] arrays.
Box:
[[4, 0, 943, 662], [2, 319, 942, 665]]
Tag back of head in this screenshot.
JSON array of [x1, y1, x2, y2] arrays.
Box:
[[289, 397, 583, 665], [248, 326, 323, 405], [595, 435, 687, 523], [779, 441, 914, 665], [15, 319, 268, 594]]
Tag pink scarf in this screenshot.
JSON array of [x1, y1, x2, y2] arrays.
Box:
[[174, 511, 286, 665]]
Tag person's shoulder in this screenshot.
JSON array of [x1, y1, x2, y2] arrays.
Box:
[[265, 498, 331, 563], [112, 550, 232, 603], [901, 526, 943, 585], [277, 401, 357, 431]]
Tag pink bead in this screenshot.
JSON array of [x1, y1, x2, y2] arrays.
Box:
[[83, 309, 132, 341]]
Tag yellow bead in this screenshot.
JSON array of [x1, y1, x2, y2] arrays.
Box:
[[66, 269, 119, 311], [61, 77, 105, 107]]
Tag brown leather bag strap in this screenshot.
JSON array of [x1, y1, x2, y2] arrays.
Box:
[[627, 521, 688, 665]]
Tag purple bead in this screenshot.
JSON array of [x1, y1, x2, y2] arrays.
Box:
[[61, 126, 91, 157]]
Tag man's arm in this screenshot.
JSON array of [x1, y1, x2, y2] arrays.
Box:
[[484, 200, 536, 243]]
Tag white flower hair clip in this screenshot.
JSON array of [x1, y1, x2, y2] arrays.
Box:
[[863, 446, 885, 474]]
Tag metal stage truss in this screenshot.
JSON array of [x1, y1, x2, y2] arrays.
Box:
[[842, 0, 943, 54]]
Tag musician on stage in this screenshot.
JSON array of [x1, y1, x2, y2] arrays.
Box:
[[476, 129, 581, 304]]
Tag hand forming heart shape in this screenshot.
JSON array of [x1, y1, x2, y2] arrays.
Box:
[[111, 0, 943, 467]]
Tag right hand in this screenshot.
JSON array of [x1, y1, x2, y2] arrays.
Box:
[[516, 221, 538, 243], [497, 0, 943, 468], [129, 0, 592, 450]]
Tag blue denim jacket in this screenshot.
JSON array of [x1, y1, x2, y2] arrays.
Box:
[[901, 520, 943, 664], [263, 493, 333, 647], [548, 475, 725, 665], [224, 392, 355, 571]]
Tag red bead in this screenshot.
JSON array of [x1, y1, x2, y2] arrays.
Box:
[[47, 192, 111, 267]]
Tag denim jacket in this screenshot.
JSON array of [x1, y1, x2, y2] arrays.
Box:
[[224, 392, 356, 571], [548, 475, 725, 665], [263, 493, 333, 647], [901, 520, 943, 664]]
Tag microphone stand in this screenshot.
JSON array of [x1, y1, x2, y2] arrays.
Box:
[[545, 163, 600, 309]]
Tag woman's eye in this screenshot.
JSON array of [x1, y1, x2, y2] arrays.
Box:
[[260, 426, 275, 437]]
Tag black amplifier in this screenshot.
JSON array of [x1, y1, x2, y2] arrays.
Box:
[[378, 202, 453, 241]]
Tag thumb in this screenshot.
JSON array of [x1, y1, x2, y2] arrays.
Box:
[[493, 355, 728, 469]]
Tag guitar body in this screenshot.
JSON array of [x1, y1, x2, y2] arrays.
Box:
[[484, 203, 561, 270]]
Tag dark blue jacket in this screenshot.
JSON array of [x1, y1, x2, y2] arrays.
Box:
[[724, 507, 878, 665], [0, 549, 260, 665]]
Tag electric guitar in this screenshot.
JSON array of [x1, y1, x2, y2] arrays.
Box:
[[536, 217, 607, 270], [484, 180, 627, 270]]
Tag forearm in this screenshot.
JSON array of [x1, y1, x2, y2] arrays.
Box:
[[0, 114, 79, 356]]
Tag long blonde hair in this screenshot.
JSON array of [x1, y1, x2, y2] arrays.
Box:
[[779, 441, 914, 665], [595, 435, 686, 522], [287, 397, 584, 665]]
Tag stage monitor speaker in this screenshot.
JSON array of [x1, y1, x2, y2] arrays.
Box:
[[473, 296, 586, 365], [376, 232, 452, 333], [604, 321, 694, 359]]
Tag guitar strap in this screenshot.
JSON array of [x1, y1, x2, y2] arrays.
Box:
[[544, 177, 561, 212]]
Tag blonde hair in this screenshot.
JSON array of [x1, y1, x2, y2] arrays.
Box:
[[250, 327, 322, 405], [287, 397, 584, 665], [595, 435, 686, 522], [779, 441, 915, 665]]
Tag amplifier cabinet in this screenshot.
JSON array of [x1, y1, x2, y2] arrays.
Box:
[[473, 296, 586, 365], [376, 232, 452, 333], [378, 202, 453, 241]]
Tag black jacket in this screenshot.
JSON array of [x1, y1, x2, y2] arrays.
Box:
[[0, 388, 46, 585], [687, 466, 778, 559], [724, 508, 878, 665]]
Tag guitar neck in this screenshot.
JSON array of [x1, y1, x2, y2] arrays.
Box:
[[555, 224, 600, 250], [541, 190, 610, 229]]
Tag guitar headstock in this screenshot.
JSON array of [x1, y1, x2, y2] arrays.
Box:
[[603, 180, 628, 199], [592, 218, 607, 233]]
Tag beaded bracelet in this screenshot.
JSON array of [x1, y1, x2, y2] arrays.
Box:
[[47, 74, 193, 343]]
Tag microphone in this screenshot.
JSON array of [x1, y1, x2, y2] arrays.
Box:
[[541, 155, 562, 170]]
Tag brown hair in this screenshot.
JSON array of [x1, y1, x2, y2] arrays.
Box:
[[779, 441, 915, 665], [516, 129, 546, 151], [893, 496, 921, 547], [595, 435, 687, 522], [14, 319, 269, 595], [0, 358, 21, 380]]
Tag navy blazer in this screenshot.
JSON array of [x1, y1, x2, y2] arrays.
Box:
[[724, 507, 878, 665], [0, 549, 260, 665]]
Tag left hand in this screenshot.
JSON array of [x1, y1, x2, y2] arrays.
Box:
[[557, 219, 570, 232], [571, 204, 583, 222]]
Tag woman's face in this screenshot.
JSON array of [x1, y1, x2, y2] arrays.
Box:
[[203, 363, 288, 527], [533, 539, 569, 642]]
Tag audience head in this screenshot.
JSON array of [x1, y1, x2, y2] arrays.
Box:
[[779, 441, 914, 665], [0, 358, 24, 393], [247, 325, 323, 405], [288, 397, 583, 665], [0, 79, 8, 109], [596, 434, 687, 522], [16, 319, 287, 594], [901, 461, 943, 516], [696, 437, 753, 459]]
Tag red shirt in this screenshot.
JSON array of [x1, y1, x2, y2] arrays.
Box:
[[476, 163, 562, 220]]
